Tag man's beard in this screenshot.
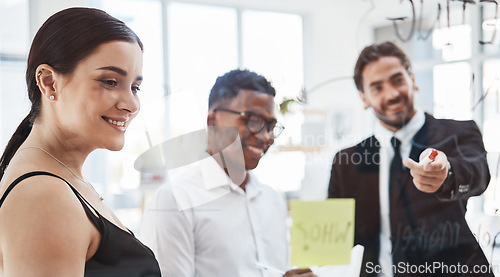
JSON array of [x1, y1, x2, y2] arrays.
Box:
[[373, 109, 411, 130]]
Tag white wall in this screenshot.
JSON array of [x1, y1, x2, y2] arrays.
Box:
[[28, 0, 86, 36]]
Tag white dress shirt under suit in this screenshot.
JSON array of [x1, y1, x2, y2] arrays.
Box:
[[373, 109, 425, 277]]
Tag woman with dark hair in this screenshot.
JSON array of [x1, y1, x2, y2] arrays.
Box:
[[0, 7, 161, 276]]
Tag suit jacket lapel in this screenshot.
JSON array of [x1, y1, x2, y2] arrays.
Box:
[[355, 135, 380, 172], [353, 135, 381, 267], [409, 113, 431, 162]]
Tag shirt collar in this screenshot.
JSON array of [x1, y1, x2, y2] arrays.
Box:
[[374, 109, 425, 147], [200, 155, 239, 191], [244, 172, 263, 199], [199, 156, 262, 199]]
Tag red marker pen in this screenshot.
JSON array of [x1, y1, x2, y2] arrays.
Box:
[[419, 149, 438, 165]]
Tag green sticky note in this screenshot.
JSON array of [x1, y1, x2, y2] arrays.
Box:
[[290, 199, 355, 267]]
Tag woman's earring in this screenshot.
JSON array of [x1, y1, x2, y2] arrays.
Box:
[[49, 95, 55, 100], [37, 70, 43, 85]]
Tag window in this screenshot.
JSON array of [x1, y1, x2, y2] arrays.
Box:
[[91, 0, 166, 231], [432, 62, 472, 120], [481, 2, 500, 54], [166, 3, 304, 140], [429, 7, 473, 119], [432, 24, 472, 62], [166, 2, 238, 136], [479, 4, 500, 217], [166, 2, 304, 192], [0, 0, 30, 147]]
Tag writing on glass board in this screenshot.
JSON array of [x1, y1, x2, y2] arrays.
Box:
[[386, 0, 498, 45]]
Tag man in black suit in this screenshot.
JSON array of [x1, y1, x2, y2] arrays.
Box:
[[328, 41, 492, 276]]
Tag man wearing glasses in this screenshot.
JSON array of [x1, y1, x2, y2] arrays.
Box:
[[140, 69, 314, 277]]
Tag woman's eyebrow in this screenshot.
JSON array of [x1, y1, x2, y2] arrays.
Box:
[[97, 66, 127, 76], [97, 66, 143, 81]]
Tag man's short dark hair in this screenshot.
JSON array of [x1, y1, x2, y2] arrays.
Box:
[[208, 69, 276, 110], [353, 41, 413, 92]]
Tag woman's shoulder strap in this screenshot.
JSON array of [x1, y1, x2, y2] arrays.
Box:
[[0, 171, 102, 230]]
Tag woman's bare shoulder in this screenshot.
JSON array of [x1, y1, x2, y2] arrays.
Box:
[[0, 173, 96, 276]]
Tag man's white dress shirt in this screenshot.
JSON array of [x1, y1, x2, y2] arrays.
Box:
[[373, 110, 425, 276], [139, 156, 288, 277]]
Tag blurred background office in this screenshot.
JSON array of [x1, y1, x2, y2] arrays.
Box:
[[2, 0, 500, 257]]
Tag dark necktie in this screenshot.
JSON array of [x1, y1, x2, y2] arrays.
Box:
[[389, 137, 406, 263], [390, 136, 404, 180], [389, 137, 405, 205], [389, 137, 425, 269], [389, 136, 404, 228]]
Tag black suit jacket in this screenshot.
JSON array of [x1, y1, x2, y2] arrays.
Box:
[[328, 113, 491, 276]]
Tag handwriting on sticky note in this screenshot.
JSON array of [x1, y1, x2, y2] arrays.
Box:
[[290, 199, 355, 267]]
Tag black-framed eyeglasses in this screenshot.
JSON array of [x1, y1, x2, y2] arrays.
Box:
[[214, 108, 285, 138]]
